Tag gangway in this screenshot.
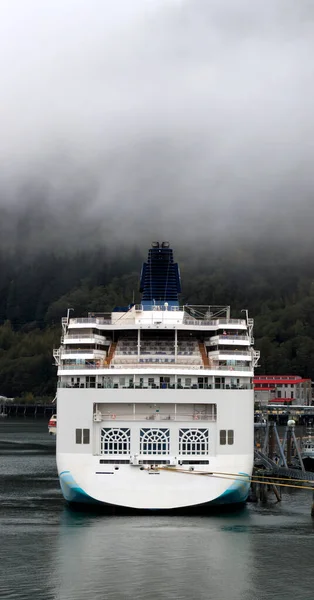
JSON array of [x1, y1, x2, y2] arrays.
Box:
[[254, 449, 314, 481]]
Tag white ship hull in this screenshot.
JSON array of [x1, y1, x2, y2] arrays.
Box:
[[56, 387, 254, 510], [54, 242, 257, 511], [57, 453, 252, 509]]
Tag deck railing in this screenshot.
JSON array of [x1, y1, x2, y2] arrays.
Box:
[[70, 318, 112, 324], [207, 335, 249, 342], [183, 318, 246, 327], [63, 334, 107, 341], [208, 349, 252, 356], [61, 349, 106, 355], [58, 381, 252, 390], [59, 362, 253, 372], [94, 413, 217, 422], [67, 316, 247, 327]]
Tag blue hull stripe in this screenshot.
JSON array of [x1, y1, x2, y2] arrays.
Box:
[[211, 473, 250, 505], [59, 472, 99, 504], [59, 471, 251, 508]]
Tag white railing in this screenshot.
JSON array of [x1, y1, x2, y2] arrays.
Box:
[[63, 334, 107, 342], [70, 318, 111, 324], [59, 362, 253, 373], [216, 365, 252, 371], [60, 363, 203, 370], [208, 350, 252, 356], [207, 335, 249, 343], [94, 413, 216, 422], [58, 381, 252, 390], [183, 318, 246, 327], [135, 304, 181, 312], [60, 364, 104, 369], [213, 318, 246, 325], [116, 349, 200, 356], [112, 358, 202, 366], [53, 349, 60, 366], [67, 315, 247, 328], [61, 349, 106, 355]]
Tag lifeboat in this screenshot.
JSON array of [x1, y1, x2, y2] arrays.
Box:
[[48, 414, 57, 435]]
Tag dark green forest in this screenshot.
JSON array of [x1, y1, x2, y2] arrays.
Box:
[[1, 244, 314, 400]]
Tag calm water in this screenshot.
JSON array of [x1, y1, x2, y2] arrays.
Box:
[[1, 420, 314, 600]]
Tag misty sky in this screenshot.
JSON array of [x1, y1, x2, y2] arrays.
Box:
[[0, 0, 314, 253]]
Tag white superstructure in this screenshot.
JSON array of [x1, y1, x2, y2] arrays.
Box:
[[54, 243, 259, 510]]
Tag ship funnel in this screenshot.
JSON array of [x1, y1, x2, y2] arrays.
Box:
[[140, 242, 181, 308]]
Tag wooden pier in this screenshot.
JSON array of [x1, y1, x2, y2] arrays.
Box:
[[0, 403, 55, 418], [253, 420, 314, 513]]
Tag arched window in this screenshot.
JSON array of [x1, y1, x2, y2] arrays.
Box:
[[179, 429, 209, 455], [100, 428, 130, 454], [140, 428, 170, 455]]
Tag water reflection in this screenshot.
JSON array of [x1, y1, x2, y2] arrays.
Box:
[[2, 420, 314, 600], [51, 509, 254, 600]]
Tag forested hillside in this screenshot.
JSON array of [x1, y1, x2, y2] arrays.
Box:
[[1, 244, 314, 400]]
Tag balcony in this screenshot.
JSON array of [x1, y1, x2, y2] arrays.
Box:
[[58, 360, 253, 372], [69, 317, 111, 325], [112, 356, 203, 367], [60, 349, 107, 360], [183, 317, 247, 328], [208, 349, 252, 362], [94, 412, 216, 422], [62, 334, 108, 345], [207, 335, 251, 346], [58, 380, 252, 390], [215, 365, 253, 372]]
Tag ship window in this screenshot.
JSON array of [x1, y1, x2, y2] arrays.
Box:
[[76, 429, 82, 444], [220, 429, 234, 445], [140, 428, 170, 454], [179, 429, 209, 455], [86, 376, 96, 388], [148, 378, 154, 386], [100, 428, 130, 454], [83, 429, 90, 444], [185, 378, 192, 387]]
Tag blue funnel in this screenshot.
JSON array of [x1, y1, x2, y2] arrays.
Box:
[[140, 242, 181, 308]]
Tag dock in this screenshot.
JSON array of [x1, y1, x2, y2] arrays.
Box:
[[0, 403, 55, 418], [253, 419, 314, 514]]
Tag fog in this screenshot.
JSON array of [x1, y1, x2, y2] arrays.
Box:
[[0, 0, 314, 255]]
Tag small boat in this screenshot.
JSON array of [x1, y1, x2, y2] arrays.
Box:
[[48, 414, 57, 435], [301, 439, 314, 459], [301, 429, 314, 471]]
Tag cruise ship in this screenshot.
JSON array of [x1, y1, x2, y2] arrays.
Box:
[[54, 242, 259, 510]]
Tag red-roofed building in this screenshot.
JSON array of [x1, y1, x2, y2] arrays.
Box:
[[254, 375, 312, 406]]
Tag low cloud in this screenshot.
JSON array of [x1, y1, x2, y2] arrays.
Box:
[[0, 0, 313, 255]]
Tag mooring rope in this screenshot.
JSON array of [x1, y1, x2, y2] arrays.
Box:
[[151, 466, 314, 491]]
